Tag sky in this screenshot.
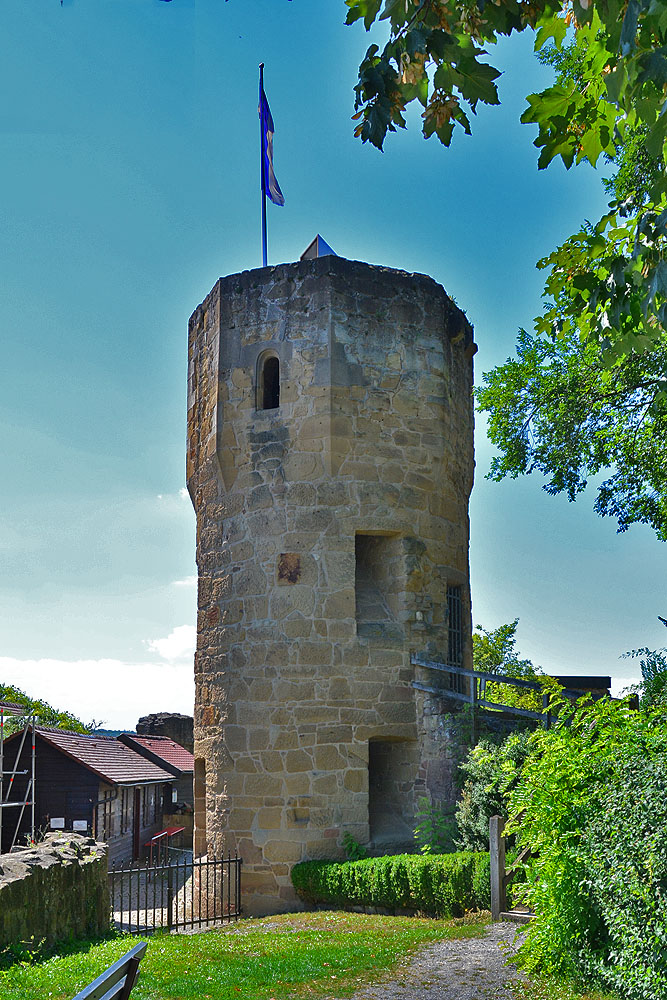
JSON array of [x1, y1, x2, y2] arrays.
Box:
[[0, 0, 664, 729]]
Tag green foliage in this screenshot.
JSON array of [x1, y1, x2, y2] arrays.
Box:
[[476, 329, 667, 538], [348, 1, 667, 534], [623, 646, 667, 707], [472, 619, 533, 677], [342, 831, 368, 860], [291, 852, 491, 917], [413, 797, 457, 854], [507, 692, 667, 998], [472, 619, 544, 711], [455, 730, 532, 851], [346, 0, 667, 363], [538, 37, 661, 206], [512, 975, 620, 1000], [0, 683, 91, 735]]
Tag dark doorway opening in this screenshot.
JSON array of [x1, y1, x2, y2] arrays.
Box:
[[368, 738, 418, 849]]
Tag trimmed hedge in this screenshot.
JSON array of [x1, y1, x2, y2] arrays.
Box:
[[291, 852, 490, 918]]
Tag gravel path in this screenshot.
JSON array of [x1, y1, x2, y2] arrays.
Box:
[[347, 922, 528, 1000]]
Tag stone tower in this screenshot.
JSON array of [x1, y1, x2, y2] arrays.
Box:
[[187, 254, 475, 915]]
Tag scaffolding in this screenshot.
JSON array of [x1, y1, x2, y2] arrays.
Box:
[[0, 704, 36, 854]]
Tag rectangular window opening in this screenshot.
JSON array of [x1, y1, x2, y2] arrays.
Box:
[[355, 533, 402, 624]]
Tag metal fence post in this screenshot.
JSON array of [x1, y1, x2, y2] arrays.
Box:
[[167, 861, 174, 931], [489, 815, 506, 921]]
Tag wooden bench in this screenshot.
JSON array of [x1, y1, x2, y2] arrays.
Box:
[[72, 941, 148, 1000]]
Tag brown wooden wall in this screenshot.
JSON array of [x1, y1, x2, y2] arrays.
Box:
[[1, 734, 98, 852]]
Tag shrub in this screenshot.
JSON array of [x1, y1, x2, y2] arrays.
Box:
[[291, 852, 490, 918], [508, 692, 667, 999], [413, 798, 458, 854], [577, 751, 667, 999], [456, 730, 532, 851], [341, 832, 368, 861]]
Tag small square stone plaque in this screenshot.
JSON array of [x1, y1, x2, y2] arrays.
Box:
[[278, 553, 301, 584]]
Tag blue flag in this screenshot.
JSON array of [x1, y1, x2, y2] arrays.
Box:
[[259, 85, 285, 207]]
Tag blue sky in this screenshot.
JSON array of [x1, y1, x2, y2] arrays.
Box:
[[1, 0, 663, 728]]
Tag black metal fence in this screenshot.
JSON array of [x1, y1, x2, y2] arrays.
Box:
[[109, 853, 242, 933]]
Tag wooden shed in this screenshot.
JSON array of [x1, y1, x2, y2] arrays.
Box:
[[1, 727, 173, 863]]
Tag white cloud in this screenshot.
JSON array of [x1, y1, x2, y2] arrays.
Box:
[[146, 624, 196, 662], [156, 488, 192, 512], [610, 674, 641, 698], [172, 575, 197, 588], [0, 656, 194, 731]]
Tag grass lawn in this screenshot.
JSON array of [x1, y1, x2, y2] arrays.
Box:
[[0, 911, 488, 1000]]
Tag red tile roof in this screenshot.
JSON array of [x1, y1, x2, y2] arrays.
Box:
[[36, 728, 173, 786], [118, 734, 194, 775]]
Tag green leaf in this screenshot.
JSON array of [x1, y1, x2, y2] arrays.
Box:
[[345, 0, 382, 30], [605, 63, 627, 105], [620, 0, 640, 57], [379, 0, 414, 30], [637, 51, 667, 90], [648, 260, 667, 301], [521, 85, 575, 125], [433, 62, 454, 92], [580, 127, 606, 166], [535, 13, 567, 52], [449, 59, 501, 107], [645, 115, 667, 158]]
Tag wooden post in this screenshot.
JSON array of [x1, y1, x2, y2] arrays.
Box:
[[471, 673, 477, 745], [489, 815, 506, 921]]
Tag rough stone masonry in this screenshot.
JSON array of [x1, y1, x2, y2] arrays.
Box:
[[187, 254, 476, 915], [0, 833, 109, 951]]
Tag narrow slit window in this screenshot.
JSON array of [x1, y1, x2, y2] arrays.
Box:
[[259, 355, 280, 410]]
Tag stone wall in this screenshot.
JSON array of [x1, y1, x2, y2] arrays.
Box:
[[136, 712, 194, 755], [187, 255, 476, 914], [0, 833, 109, 952]]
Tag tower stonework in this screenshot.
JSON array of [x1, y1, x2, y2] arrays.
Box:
[[187, 255, 475, 915]]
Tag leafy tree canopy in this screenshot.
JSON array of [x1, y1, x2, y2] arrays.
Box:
[[0, 682, 91, 735], [345, 0, 667, 358], [475, 35, 667, 538], [473, 619, 545, 711], [473, 618, 539, 679], [346, 2, 667, 536], [476, 327, 667, 536], [622, 645, 667, 705]]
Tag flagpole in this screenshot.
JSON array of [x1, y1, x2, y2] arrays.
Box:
[[259, 63, 268, 268]]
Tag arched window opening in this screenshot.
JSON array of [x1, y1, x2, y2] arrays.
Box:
[[258, 354, 280, 410]]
